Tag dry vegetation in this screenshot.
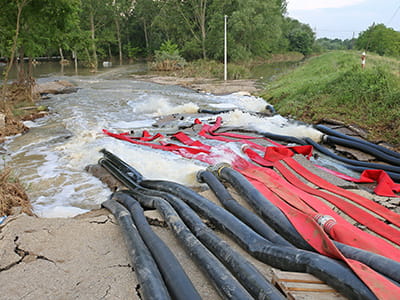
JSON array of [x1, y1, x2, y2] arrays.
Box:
[[0, 83, 40, 216], [0, 83, 40, 142], [0, 167, 32, 216]]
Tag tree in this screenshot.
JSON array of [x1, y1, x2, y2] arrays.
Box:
[[205, 0, 237, 61], [356, 23, 400, 57], [282, 18, 315, 55], [3, 0, 80, 84], [80, 0, 115, 70], [0, 0, 32, 113], [167, 0, 209, 59], [133, 0, 162, 54], [107, 0, 135, 65], [229, 0, 285, 60], [0, 0, 80, 110]]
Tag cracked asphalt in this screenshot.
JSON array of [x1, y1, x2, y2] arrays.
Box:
[[0, 208, 223, 300], [0, 210, 138, 300]]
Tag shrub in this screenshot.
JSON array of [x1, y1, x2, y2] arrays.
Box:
[[152, 40, 186, 71]]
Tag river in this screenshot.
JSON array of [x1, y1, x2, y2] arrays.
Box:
[[3, 62, 329, 218]]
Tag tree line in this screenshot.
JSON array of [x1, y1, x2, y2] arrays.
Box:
[[315, 23, 400, 56], [1, 1, 399, 79], [0, 0, 318, 69]]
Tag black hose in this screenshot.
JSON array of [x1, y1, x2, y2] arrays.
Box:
[[198, 169, 400, 284], [260, 132, 307, 145], [334, 242, 400, 284], [139, 180, 377, 300], [101, 156, 284, 299], [99, 157, 254, 299], [99, 150, 376, 299], [121, 190, 254, 300], [128, 188, 285, 300], [265, 104, 276, 115], [209, 165, 314, 251], [305, 137, 400, 176], [315, 125, 400, 159], [101, 199, 171, 300], [198, 108, 233, 114], [99, 158, 141, 190], [100, 148, 143, 182], [323, 135, 400, 166], [197, 170, 294, 248], [111, 192, 202, 300]]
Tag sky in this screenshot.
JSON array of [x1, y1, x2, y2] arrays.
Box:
[[286, 0, 400, 40]]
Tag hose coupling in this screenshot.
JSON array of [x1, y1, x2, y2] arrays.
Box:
[[241, 144, 250, 152], [321, 134, 328, 143], [196, 170, 206, 183], [206, 163, 231, 177], [314, 214, 336, 233]]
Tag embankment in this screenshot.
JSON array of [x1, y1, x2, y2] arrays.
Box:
[[261, 50, 400, 147]]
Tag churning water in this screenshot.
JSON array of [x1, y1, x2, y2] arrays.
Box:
[[4, 64, 323, 218]]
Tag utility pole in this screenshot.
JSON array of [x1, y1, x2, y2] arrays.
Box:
[[224, 15, 228, 81]]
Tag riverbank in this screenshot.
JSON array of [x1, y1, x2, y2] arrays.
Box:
[[262, 50, 400, 147], [130, 74, 260, 95], [0, 80, 78, 217], [129, 53, 304, 96]]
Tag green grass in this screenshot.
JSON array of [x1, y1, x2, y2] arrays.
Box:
[[261, 51, 400, 145]]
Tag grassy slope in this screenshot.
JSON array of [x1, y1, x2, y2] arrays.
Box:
[[261, 51, 400, 145]]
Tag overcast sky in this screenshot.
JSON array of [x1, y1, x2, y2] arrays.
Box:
[[286, 0, 400, 40]]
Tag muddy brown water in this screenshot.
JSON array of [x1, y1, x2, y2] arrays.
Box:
[[2, 62, 334, 218]]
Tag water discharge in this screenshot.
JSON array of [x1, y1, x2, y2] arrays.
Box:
[[4, 65, 322, 218]]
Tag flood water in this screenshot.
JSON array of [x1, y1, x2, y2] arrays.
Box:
[[2, 62, 326, 218]]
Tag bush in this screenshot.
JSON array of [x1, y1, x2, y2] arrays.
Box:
[[124, 43, 144, 59], [228, 64, 249, 79], [152, 40, 186, 71]]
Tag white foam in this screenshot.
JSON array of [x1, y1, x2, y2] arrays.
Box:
[[221, 110, 323, 141], [132, 96, 199, 115], [218, 94, 269, 112], [209, 103, 238, 109], [23, 120, 39, 128], [103, 143, 206, 186], [111, 119, 155, 129]]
